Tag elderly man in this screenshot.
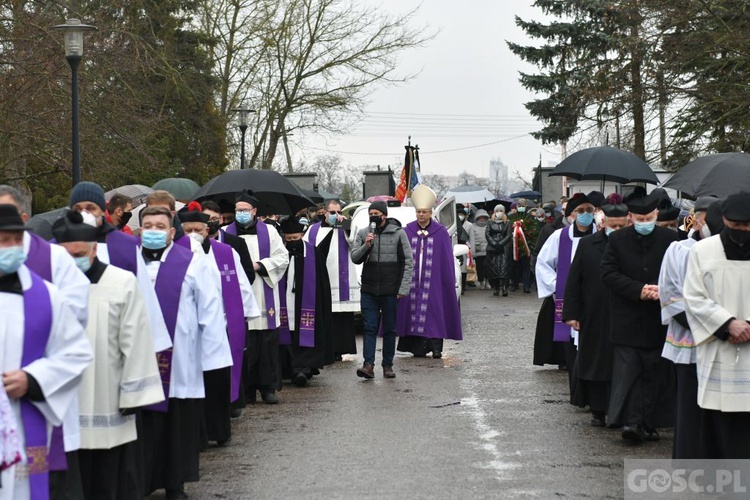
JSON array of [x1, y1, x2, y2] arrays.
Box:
[[601, 194, 679, 443], [396, 186, 462, 359], [684, 192, 750, 458], [0, 204, 92, 500]]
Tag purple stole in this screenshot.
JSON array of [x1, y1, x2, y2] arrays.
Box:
[[554, 227, 573, 342], [24, 235, 67, 473], [174, 236, 191, 250], [408, 223, 435, 336], [208, 239, 246, 402], [308, 223, 350, 302], [147, 245, 193, 412], [278, 240, 317, 347], [20, 271, 52, 500], [105, 230, 139, 276], [225, 222, 278, 329]]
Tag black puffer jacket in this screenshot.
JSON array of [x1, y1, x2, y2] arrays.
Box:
[[351, 218, 414, 296], [485, 219, 512, 280]]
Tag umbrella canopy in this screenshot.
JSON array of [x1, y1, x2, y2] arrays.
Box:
[[151, 178, 201, 202], [26, 207, 68, 241], [104, 184, 154, 207], [662, 153, 750, 197], [548, 146, 658, 184], [302, 189, 324, 203], [366, 195, 399, 203], [510, 190, 542, 199], [444, 184, 496, 204], [127, 201, 185, 231], [192, 169, 315, 216]]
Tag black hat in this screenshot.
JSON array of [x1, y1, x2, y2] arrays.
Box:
[[650, 188, 672, 210], [694, 196, 718, 213], [368, 201, 388, 216], [587, 191, 605, 208], [657, 205, 680, 222], [280, 217, 306, 234], [51, 210, 98, 243], [177, 202, 210, 224], [623, 186, 647, 204], [564, 193, 591, 217], [722, 191, 750, 222], [0, 204, 29, 231], [602, 203, 629, 218], [69, 181, 106, 211], [705, 199, 725, 235], [235, 190, 260, 207], [626, 194, 659, 215]]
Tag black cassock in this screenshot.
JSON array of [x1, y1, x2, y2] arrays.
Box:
[[280, 244, 335, 381], [562, 230, 613, 414], [601, 225, 678, 429]]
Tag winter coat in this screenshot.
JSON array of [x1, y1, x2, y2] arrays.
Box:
[[352, 218, 414, 296], [470, 212, 489, 257], [485, 219, 512, 281]]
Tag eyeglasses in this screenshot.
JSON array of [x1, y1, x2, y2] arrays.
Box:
[[236, 209, 252, 215], [574, 207, 595, 215], [328, 211, 342, 215]]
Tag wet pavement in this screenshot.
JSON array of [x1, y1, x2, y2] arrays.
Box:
[[183, 286, 671, 499]]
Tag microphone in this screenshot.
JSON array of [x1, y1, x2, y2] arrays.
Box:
[[370, 221, 376, 233]]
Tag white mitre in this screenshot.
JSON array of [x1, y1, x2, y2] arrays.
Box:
[[411, 184, 437, 210]]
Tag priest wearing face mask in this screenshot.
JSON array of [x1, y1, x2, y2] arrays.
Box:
[[200, 200, 255, 288], [139, 206, 232, 499], [562, 203, 629, 427], [601, 194, 679, 443], [52, 210, 164, 499], [303, 199, 359, 360], [684, 192, 750, 458], [278, 218, 333, 387], [534, 193, 597, 399], [177, 205, 260, 446], [223, 191, 289, 405]]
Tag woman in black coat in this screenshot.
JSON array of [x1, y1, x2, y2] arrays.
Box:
[[485, 206, 512, 296]]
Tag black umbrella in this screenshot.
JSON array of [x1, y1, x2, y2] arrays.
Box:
[[662, 153, 750, 197], [549, 146, 658, 184], [302, 189, 324, 203], [192, 169, 315, 215], [510, 190, 542, 199], [26, 207, 68, 241]]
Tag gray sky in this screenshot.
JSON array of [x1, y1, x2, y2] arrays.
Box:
[[297, 0, 557, 182]]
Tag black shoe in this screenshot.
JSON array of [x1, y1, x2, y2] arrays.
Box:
[[260, 391, 279, 404], [523, 286, 531, 294], [502, 287, 508, 297], [293, 372, 308, 387], [621, 423, 645, 443], [166, 488, 188, 499], [493, 288, 499, 296], [511, 284, 519, 292], [432, 351, 442, 359], [230, 408, 243, 419], [590, 416, 606, 427], [645, 428, 660, 442], [217, 437, 231, 447]]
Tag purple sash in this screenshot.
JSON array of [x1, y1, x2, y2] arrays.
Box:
[[148, 245, 193, 412], [308, 223, 350, 303], [21, 271, 52, 500], [106, 230, 139, 276], [174, 236, 191, 250], [278, 242, 317, 347], [226, 222, 277, 329], [209, 239, 246, 402], [554, 228, 573, 342]]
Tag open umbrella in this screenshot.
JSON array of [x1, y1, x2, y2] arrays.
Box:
[[127, 201, 185, 231], [444, 184, 496, 204], [151, 178, 201, 201], [104, 184, 154, 207], [662, 153, 750, 197], [302, 189, 324, 203], [192, 169, 315, 216], [548, 146, 658, 184], [510, 190, 542, 199], [26, 207, 68, 241]]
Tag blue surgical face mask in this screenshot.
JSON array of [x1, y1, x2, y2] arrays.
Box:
[[327, 213, 338, 226], [634, 220, 656, 235], [235, 211, 253, 226], [141, 230, 168, 250], [74, 256, 92, 273], [576, 212, 594, 227], [0, 245, 26, 275], [605, 227, 615, 237], [299, 217, 309, 226], [517, 206, 526, 213]]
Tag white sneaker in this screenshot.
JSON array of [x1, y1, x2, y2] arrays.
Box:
[[479, 282, 485, 290]]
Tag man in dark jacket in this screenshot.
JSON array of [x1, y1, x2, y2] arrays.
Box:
[[601, 194, 679, 443], [351, 201, 413, 379]]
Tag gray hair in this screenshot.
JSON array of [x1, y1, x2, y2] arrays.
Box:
[[0, 185, 32, 216]]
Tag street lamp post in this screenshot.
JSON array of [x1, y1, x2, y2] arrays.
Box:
[[51, 18, 96, 187], [232, 106, 255, 169]]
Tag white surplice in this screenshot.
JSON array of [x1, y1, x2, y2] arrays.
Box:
[[304, 225, 360, 312], [684, 235, 750, 412], [659, 238, 697, 364], [236, 228, 289, 331], [0, 266, 92, 500], [144, 244, 233, 398], [205, 243, 260, 320], [78, 265, 164, 450], [535, 224, 595, 345]]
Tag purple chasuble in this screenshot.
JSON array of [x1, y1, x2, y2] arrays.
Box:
[[395, 221, 462, 340], [20, 271, 53, 500], [278, 241, 317, 347], [553, 228, 573, 342], [226, 221, 278, 329], [105, 230, 139, 276], [147, 245, 193, 412], [308, 223, 350, 303], [209, 239, 246, 402]]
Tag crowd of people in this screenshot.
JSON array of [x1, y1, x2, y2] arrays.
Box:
[[0, 181, 462, 500]]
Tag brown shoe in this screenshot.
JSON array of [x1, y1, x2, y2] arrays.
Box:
[[356, 362, 375, 379], [383, 365, 396, 379]]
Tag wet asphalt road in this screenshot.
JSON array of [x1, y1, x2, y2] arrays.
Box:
[[181, 286, 672, 499]]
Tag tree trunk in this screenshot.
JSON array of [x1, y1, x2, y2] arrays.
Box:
[[630, 11, 646, 160]]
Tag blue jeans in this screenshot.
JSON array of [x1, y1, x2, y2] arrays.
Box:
[[360, 292, 398, 367]]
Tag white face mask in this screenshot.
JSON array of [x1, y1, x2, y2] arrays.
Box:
[[188, 232, 205, 244], [700, 225, 712, 239]]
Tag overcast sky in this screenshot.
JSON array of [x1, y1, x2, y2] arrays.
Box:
[[295, 0, 557, 181]]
